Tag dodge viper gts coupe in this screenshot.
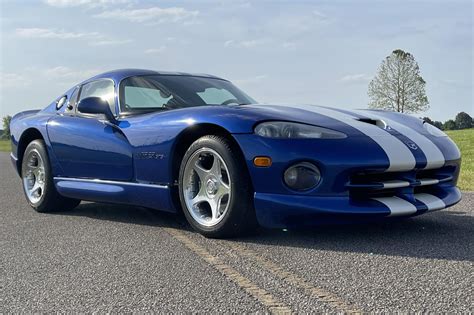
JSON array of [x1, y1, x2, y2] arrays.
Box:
[[10, 69, 461, 237]]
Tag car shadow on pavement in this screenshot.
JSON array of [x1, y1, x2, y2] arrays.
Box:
[[237, 210, 474, 262], [56, 201, 185, 229], [57, 202, 473, 263]]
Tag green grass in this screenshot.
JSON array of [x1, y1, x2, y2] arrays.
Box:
[[446, 129, 474, 191], [0, 139, 10, 152], [0, 129, 472, 190]]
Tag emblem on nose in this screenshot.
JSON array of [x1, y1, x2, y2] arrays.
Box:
[[406, 142, 418, 150]]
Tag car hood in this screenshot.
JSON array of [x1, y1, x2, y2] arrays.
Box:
[[240, 104, 459, 171], [123, 103, 427, 137], [240, 104, 427, 137]]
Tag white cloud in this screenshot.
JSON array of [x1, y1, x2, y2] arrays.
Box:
[[44, 0, 132, 8], [94, 7, 199, 24], [340, 73, 372, 84], [263, 10, 329, 39], [234, 75, 268, 86], [240, 40, 264, 48], [15, 28, 128, 46], [144, 46, 166, 54], [0, 73, 31, 88], [16, 28, 100, 40], [224, 40, 234, 47], [225, 39, 267, 48], [44, 66, 103, 82], [312, 10, 327, 19], [1, 67, 104, 91], [89, 39, 132, 46], [215, 1, 252, 10], [282, 41, 297, 50]]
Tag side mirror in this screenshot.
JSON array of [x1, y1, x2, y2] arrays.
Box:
[[77, 97, 116, 123]]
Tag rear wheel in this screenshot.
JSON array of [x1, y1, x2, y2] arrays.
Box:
[[21, 140, 80, 212], [178, 135, 256, 238]]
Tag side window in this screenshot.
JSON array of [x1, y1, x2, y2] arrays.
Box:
[[78, 80, 115, 114], [124, 86, 171, 109], [197, 87, 237, 105]]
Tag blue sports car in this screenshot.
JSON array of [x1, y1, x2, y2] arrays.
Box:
[[10, 69, 461, 237]]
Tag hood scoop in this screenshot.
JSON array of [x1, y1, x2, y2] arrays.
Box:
[[356, 117, 387, 129]]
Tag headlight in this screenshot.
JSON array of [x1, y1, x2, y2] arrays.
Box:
[[423, 122, 447, 137], [255, 121, 346, 139]]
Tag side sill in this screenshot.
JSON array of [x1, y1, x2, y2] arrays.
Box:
[[53, 177, 175, 212]]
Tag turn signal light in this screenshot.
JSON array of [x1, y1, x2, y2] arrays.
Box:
[[253, 156, 272, 167]]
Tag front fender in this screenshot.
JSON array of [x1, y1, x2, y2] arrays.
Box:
[[10, 112, 62, 176]]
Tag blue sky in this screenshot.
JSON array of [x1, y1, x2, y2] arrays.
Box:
[[0, 0, 472, 121]]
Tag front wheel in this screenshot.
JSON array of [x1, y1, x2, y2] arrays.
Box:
[[178, 135, 256, 238], [21, 140, 81, 212]]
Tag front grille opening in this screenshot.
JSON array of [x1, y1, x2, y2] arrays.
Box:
[[350, 171, 412, 185], [416, 165, 456, 181], [348, 166, 456, 201], [351, 188, 400, 199]]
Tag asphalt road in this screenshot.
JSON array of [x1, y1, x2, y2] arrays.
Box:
[[1, 152, 473, 313]]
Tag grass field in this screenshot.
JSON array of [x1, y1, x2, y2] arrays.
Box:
[[0, 139, 10, 152], [0, 129, 472, 190], [446, 129, 473, 191]]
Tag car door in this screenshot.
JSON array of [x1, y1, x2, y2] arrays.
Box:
[[47, 79, 133, 181]]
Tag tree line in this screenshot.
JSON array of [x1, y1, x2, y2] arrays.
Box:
[[422, 112, 473, 131], [1, 115, 11, 140]]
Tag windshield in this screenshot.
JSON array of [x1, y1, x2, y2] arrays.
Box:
[[119, 75, 256, 114]]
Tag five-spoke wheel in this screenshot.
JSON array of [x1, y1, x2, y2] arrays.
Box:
[[183, 148, 231, 227], [21, 140, 80, 212], [178, 135, 256, 238], [22, 148, 46, 204]]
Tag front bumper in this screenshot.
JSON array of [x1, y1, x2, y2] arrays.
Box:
[[254, 186, 461, 228], [232, 134, 462, 228]]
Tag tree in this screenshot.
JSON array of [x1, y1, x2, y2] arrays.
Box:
[[432, 121, 444, 130], [368, 49, 429, 114], [422, 117, 433, 125], [444, 119, 457, 130], [2, 115, 12, 139], [454, 112, 473, 129]]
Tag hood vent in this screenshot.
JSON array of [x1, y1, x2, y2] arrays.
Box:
[[357, 118, 387, 129]]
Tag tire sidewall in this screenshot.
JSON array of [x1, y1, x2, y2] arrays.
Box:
[[178, 136, 253, 237], [21, 140, 55, 211]]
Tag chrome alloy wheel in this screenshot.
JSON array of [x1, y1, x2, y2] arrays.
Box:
[[22, 149, 46, 204], [183, 148, 232, 227]]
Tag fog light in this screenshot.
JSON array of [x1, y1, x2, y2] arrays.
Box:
[[284, 162, 321, 191]]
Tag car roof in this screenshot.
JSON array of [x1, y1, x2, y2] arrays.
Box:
[[82, 68, 227, 85]]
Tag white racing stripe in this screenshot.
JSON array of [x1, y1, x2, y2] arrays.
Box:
[[418, 178, 440, 186], [356, 110, 446, 169], [415, 193, 446, 211], [381, 180, 410, 189], [292, 105, 416, 172], [372, 196, 417, 217]]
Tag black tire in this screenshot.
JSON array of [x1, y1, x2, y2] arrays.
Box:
[[178, 135, 257, 238], [21, 140, 81, 213]]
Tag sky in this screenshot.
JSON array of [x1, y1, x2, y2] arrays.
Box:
[[0, 0, 472, 121]]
